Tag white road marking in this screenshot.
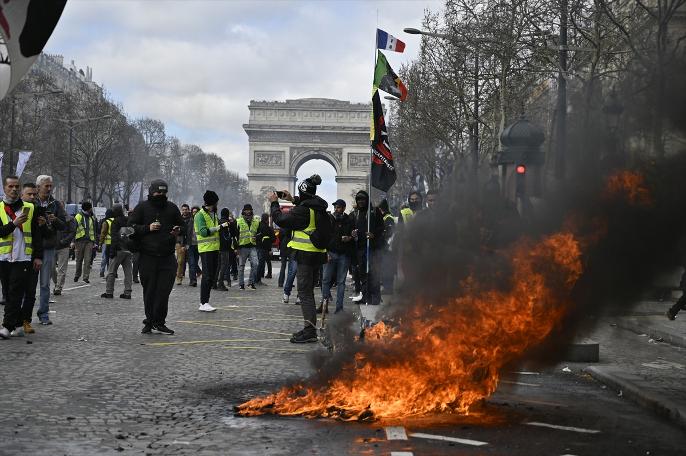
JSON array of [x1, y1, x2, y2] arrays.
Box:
[[526, 422, 601, 434], [501, 380, 540, 387], [409, 432, 488, 446], [510, 371, 540, 375], [385, 426, 408, 440], [63, 284, 91, 291], [390, 453, 414, 456]]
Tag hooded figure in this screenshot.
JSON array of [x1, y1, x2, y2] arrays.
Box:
[[349, 189, 384, 306], [269, 174, 328, 343]]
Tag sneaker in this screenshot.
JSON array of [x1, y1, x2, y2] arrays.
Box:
[[239, 285, 245, 290], [40, 320, 53, 326], [666, 309, 677, 321], [119, 294, 131, 299], [49, 299, 56, 304], [10, 326, 25, 337], [99, 272, 105, 278], [176, 279, 182, 285], [216, 283, 228, 291], [265, 275, 272, 279], [141, 324, 152, 334], [290, 330, 317, 344], [53, 289, 62, 296], [73, 277, 79, 282], [282, 293, 289, 304], [190, 281, 197, 287], [198, 303, 217, 312], [101, 293, 114, 299], [351, 293, 363, 302], [83, 278, 90, 284], [0, 327, 9, 339], [152, 324, 174, 335], [23, 321, 35, 334], [248, 284, 257, 290]]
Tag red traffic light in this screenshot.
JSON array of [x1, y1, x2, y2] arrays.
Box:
[[516, 164, 526, 174]]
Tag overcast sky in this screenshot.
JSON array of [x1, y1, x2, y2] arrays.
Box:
[[44, 0, 443, 203]]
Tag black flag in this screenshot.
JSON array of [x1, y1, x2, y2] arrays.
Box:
[[370, 90, 397, 192]]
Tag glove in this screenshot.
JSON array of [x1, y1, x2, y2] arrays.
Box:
[[209, 226, 220, 233]]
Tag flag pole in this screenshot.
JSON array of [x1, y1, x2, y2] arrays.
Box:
[[366, 15, 379, 306]]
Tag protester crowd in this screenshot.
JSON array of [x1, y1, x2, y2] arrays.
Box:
[[0, 173, 434, 344]]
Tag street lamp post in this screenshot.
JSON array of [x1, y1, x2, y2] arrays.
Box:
[[404, 27, 480, 180], [56, 114, 112, 203]]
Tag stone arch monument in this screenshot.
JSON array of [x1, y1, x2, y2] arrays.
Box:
[[244, 98, 371, 210]]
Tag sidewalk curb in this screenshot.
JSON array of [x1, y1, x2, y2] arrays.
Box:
[[614, 319, 686, 349], [584, 366, 686, 430]]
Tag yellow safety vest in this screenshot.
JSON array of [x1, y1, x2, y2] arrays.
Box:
[[195, 209, 220, 253], [288, 208, 326, 253], [104, 218, 114, 245], [400, 207, 415, 223], [0, 201, 35, 256], [237, 217, 259, 247], [383, 213, 395, 223], [75, 212, 95, 241]]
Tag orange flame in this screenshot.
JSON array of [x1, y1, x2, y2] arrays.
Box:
[[603, 171, 652, 206], [236, 232, 583, 421]]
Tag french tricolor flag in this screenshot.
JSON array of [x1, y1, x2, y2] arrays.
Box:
[[377, 29, 405, 53]]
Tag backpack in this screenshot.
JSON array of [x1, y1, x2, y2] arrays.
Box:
[[310, 210, 333, 250], [119, 226, 139, 253]]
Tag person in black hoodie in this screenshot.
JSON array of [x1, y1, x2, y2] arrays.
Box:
[[319, 199, 353, 314], [269, 174, 328, 343], [350, 190, 384, 305], [101, 204, 133, 300], [128, 179, 184, 335], [255, 213, 275, 284], [216, 208, 237, 290]]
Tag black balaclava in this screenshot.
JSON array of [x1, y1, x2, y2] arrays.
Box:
[[355, 190, 369, 211], [148, 179, 168, 208], [408, 191, 422, 211]]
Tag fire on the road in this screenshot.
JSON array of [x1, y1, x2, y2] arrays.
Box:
[[236, 232, 582, 421], [236, 170, 651, 422]]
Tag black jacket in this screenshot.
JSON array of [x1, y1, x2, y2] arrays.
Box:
[[35, 196, 66, 250], [177, 214, 192, 245], [270, 196, 328, 265], [328, 212, 353, 254], [218, 217, 238, 251], [350, 206, 384, 250], [108, 215, 128, 257], [128, 198, 184, 257], [0, 199, 44, 260], [257, 222, 275, 251], [58, 216, 77, 249]]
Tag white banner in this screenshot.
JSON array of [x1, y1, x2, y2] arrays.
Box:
[[15, 150, 32, 178], [128, 182, 142, 209], [0, 151, 4, 197]]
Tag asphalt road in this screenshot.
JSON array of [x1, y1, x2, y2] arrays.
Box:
[[1, 260, 685, 455]]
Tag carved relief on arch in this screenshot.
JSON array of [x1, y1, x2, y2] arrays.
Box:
[[289, 147, 343, 174]]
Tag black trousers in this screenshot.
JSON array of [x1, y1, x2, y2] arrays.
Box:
[[21, 269, 39, 323], [296, 262, 318, 332], [200, 251, 219, 304], [139, 254, 176, 326], [1, 261, 33, 331], [356, 247, 381, 305]]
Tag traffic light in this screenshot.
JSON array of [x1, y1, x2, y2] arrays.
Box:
[[515, 164, 526, 196]]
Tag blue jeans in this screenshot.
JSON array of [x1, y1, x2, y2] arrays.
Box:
[[37, 248, 56, 322], [283, 256, 297, 296], [238, 247, 259, 286], [100, 245, 109, 275], [187, 245, 200, 283], [322, 251, 349, 311]]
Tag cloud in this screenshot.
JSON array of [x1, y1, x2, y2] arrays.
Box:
[[44, 0, 443, 178]]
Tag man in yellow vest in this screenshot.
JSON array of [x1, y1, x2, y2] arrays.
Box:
[[0, 176, 44, 339], [73, 201, 97, 284], [194, 190, 228, 312], [268, 174, 328, 344], [397, 191, 422, 226], [235, 204, 260, 290]]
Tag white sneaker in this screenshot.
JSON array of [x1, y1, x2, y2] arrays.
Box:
[[351, 293, 363, 302], [282, 293, 289, 304], [10, 326, 25, 337], [0, 327, 9, 339], [198, 303, 217, 312]]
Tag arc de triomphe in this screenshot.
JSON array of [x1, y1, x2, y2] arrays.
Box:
[[244, 98, 370, 210]]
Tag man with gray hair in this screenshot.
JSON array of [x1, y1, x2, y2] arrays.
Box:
[[35, 175, 66, 325]]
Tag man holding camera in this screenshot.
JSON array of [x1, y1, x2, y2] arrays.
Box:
[[268, 175, 328, 344], [128, 179, 184, 335]]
